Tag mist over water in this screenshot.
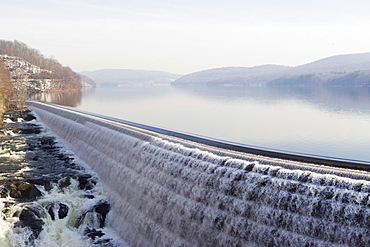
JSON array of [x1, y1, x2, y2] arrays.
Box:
[[36, 85, 370, 163]]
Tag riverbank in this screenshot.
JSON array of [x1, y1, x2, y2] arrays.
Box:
[[0, 108, 125, 246]]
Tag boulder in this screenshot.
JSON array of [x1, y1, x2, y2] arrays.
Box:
[[23, 112, 36, 121], [27, 178, 52, 191], [15, 207, 44, 240], [46, 202, 69, 220], [75, 200, 111, 229], [9, 181, 42, 201], [78, 174, 96, 190], [93, 200, 111, 228], [58, 176, 72, 189]]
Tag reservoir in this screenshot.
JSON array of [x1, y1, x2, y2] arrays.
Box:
[[34, 85, 370, 163]]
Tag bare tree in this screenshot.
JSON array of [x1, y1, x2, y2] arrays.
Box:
[[0, 40, 82, 92], [0, 60, 13, 113], [12, 73, 27, 109]]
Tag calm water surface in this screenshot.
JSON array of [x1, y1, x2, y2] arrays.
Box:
[[34, 86, 370, 163]]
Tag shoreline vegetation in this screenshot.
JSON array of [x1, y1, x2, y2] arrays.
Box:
[[0, 40, 82, 91], [0, 40, 122, 245], [0, 40, 88, 117], [0, 59, 13, 117]]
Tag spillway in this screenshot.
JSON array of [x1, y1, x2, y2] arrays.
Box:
[[30, 101, 370, 247]]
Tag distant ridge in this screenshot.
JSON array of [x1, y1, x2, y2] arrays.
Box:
[[80, 69, 182, 87], [292, 53, 370, 74], [172, 52, 370, 87], [173, 65, 291, 86]]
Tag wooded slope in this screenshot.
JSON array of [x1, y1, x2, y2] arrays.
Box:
[[0, 40, 82, 91]]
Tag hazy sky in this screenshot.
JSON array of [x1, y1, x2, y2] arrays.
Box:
[[2, 0, 370, 74]]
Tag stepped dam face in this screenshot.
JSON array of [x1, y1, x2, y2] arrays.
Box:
[[30, 101, 370, 247]]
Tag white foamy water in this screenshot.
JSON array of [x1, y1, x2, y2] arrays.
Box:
[[0, 113, 126, 247], [31, 101, 370, 246], [0, 177, 126, 246]]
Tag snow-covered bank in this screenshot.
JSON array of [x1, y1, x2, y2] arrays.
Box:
[[31, 101, 370, 247]]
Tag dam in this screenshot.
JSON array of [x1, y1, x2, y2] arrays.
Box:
[[30, 101, 370, 247]]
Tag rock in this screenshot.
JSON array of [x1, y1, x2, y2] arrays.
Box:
[[56, 153, 73, 161], [0, 187, 8, 198], [94, 200, 111, 228], [83, 194, 95, 199], [40, 136, 55, 146], [0, 109, 121, 244], [58, 203, 69, 219], [9, 181, 42, 201], [84, 228, 105, 240], [2, 201, 15, 216], [58, 176, 72, 189], [78, 174, 96, 190], [75, 200, 111, 229], [23, 112, 36, 121], [15, 206, 44, 240], [47, 205, 55, 220], [47, 203, 69, 220], [27, 178, 53, 191], [19, 127, 41, 134]]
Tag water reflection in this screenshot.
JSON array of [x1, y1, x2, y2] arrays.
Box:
[[30, 88, 95, 107], [29, 85, 370, 162], [177, 86, 370, 115], [32, 85, 370, 116]]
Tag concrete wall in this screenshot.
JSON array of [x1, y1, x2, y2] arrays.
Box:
[[31, 102, 370, 247]]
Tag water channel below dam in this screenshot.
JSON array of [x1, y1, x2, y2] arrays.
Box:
[[26, 101, 370, 247], [0, 109, 126, 246]]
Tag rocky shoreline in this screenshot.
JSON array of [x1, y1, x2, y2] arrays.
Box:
[[0, 108, 124, 246]]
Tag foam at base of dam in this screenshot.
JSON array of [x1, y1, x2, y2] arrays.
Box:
[[30, 102, 370, 247]]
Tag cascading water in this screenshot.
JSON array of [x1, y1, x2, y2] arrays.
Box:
[[31, 101, 370, 247], [1, 178, 122, 246], [0, 109, 126, 246]]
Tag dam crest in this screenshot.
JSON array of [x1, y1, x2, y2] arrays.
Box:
[[30, 101, 370, 247]]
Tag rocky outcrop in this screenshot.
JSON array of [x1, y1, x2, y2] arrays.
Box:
[[8, 181, 42, 201], [46, 202, 69, 221], [0, 109, 124, 246], [76, 200, 111, 229], [15, 207, 44, 241]]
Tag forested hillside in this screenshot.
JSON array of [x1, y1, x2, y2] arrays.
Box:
[[0, 40, 82, 92]]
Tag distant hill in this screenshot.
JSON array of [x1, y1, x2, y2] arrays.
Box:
[[172, 52, 370, 87], [173, 65, 291, 86], [294, 53, 370, 73], [80, 69, 182, 87]]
